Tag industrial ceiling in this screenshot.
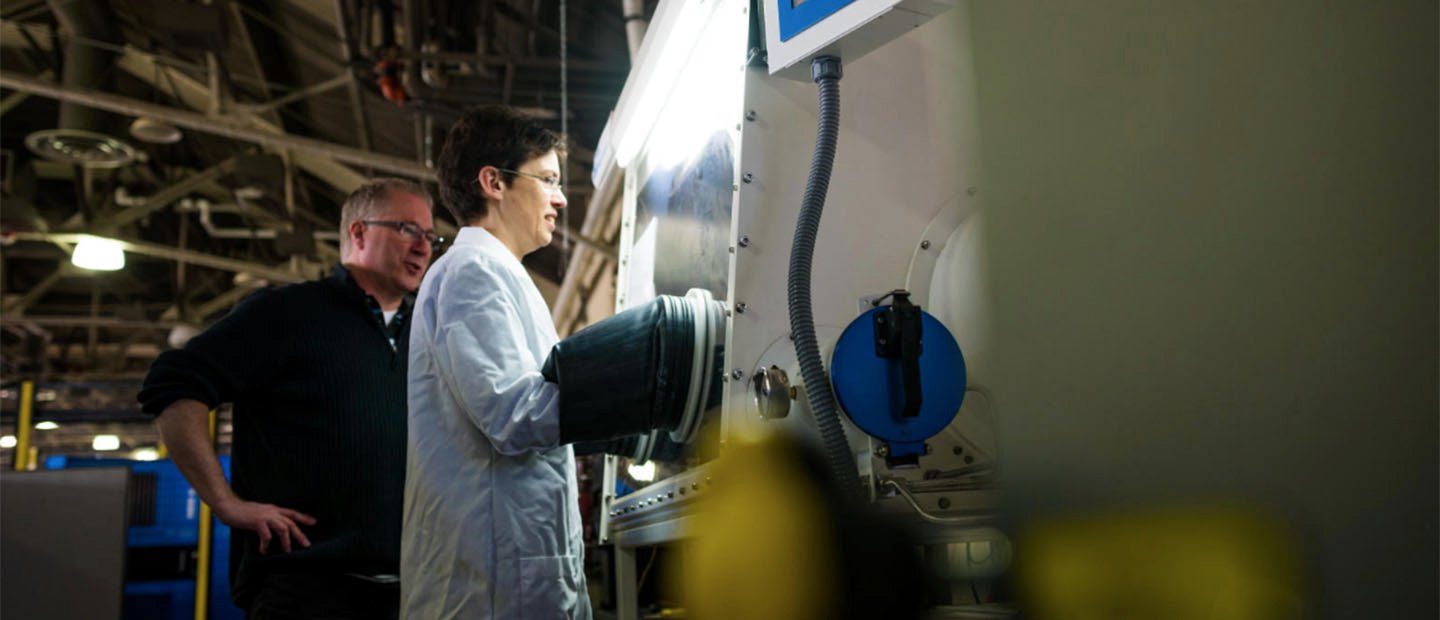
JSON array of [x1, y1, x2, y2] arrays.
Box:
[[0, 0, 645, 462]]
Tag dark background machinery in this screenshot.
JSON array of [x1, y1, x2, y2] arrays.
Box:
[[0, 0, 647, 465]]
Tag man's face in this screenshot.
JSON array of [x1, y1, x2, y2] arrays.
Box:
[[350, 190, 435, 295], [499, 150, 566, 256]]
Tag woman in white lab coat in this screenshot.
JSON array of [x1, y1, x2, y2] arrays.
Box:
[[401, 105, 590, 620]]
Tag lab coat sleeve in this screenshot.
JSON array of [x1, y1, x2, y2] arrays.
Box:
[[430, 258, 561, 455]]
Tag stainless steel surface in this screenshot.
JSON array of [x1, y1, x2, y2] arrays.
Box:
[[608, 464, 713, 545], [632, 130, 734, 300]]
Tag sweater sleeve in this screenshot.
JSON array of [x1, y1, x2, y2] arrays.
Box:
[[137, 288, 287, 415]]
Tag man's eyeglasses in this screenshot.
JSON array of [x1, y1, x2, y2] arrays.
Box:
[[495, 168, 564, 194], [363, 220, 445, 250]]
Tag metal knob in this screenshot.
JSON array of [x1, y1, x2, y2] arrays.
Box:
[[753, 365, 792, 419]]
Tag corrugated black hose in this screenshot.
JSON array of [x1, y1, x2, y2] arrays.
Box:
[[788, 56, 864, 502]]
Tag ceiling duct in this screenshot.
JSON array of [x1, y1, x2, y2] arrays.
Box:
[[25, 0, 136, 170], [138, 0, 230, 53]]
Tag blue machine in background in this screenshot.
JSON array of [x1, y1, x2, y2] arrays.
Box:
[[45, 455, 244, 620]]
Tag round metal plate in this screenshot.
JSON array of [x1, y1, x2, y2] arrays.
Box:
[[24, 129, 137, 169]]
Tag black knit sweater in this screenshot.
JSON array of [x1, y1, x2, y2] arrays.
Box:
[[138, 265, 411, 607]]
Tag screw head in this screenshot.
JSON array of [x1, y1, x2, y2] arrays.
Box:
[[745, 110, 757, 121], [738, 235, 750, 248], [742, 173, 754, 183], [735, 302, 747, 313], [731, 369, 744, 380], [920, 240, 931, 250]]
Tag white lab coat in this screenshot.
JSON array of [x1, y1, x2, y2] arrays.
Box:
[[402, 226, 591, 619]]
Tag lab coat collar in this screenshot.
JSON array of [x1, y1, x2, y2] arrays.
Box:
[[454, 226, 522, 267]]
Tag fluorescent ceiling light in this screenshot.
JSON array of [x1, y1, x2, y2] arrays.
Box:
[[92, 434, 121, 451], [71, 235, 126, 271], [34, 421, 59, 430], [626, 460, 657, 482], [131, 447, 160, 461], [0, 435, 15, 449], [612, 0, 724, 167]]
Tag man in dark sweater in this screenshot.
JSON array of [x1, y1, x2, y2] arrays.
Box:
[[138, 178, 439, 619]]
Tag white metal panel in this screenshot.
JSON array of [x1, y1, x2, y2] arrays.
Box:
[[727, 5, 986, 478]]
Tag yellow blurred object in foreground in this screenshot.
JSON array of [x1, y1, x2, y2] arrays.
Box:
[[1018, 504, 1307, 620], [683, 434, 839, 620]]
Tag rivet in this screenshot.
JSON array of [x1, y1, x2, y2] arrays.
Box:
[[735, 302, 747, 314], [745, 110, 757, 121], [731, 369, 744, 380], [742, 173, 754, 183], [737, 235, 750, 248], [920, 240, 931, 250]]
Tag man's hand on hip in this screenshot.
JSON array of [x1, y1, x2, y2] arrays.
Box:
[[214, 499, 317, 554]]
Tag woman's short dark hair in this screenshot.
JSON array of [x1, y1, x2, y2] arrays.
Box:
[[437, 105, 566, 225]]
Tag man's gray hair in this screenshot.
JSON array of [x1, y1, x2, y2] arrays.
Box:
[[339, 178, 434, 260]]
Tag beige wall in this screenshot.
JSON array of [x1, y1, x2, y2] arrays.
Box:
[[967, 1, 1437, 616]]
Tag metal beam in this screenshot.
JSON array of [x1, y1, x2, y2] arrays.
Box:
[[332, 0, 373, 154], [0, 72, 435, 181], [235, 74, 350, 116], [395, 49, 625, 74], [13, 232, 307, 284], [2, 266, 68, 314], [555, 225, 616, 260], [0, 315, 185, 330], [0, 24, 374, 192], [0, 68, 51, 116], [90, 158, 237, 232]]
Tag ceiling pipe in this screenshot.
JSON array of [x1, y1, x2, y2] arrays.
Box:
[[401, 0, 438, 102], [621, 0, 648, 60], [46, 0, 121, 133], [0, 72, 437, 181], [184, 198, 341, 242]]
